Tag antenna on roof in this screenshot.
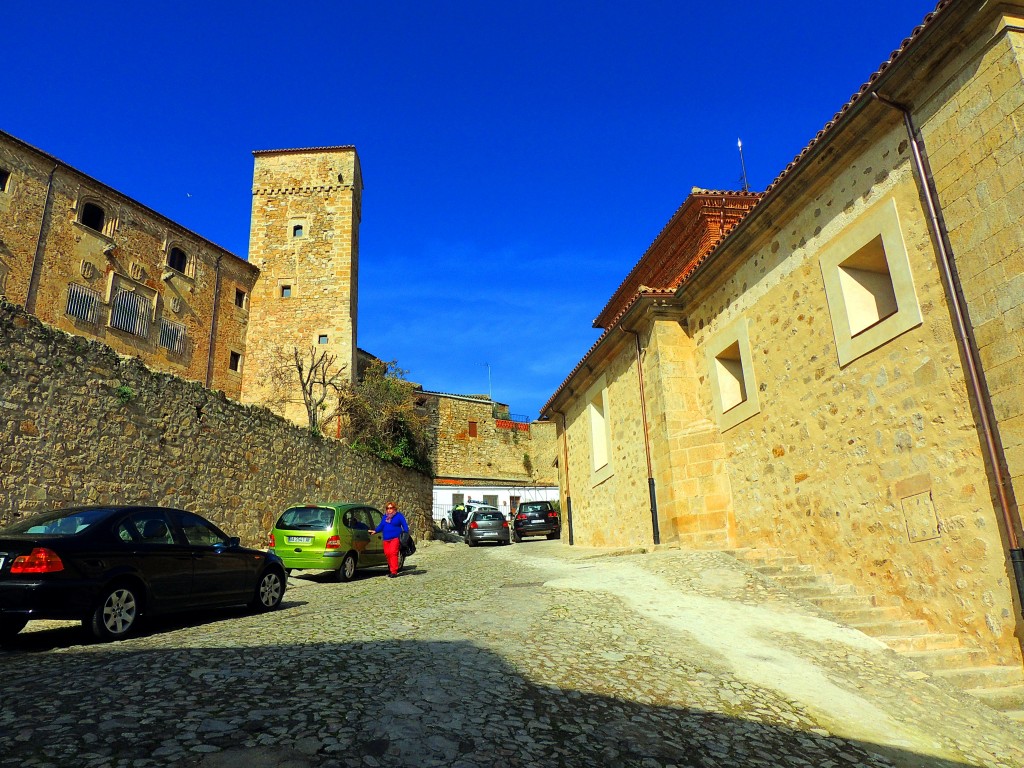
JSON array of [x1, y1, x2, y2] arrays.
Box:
[[738, 138, 750, 193]]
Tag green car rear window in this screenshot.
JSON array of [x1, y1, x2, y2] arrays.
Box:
[[277, 507, 336, 530]]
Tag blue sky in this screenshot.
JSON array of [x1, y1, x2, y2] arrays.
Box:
[[6, 1, 937, 418]]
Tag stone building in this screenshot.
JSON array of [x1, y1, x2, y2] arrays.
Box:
[[542, 0, 1024, 686], [0, 130, 258, 397], [421, 390, 558, 518]]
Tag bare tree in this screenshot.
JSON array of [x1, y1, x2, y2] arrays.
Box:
[[263, 344, 348, 435]]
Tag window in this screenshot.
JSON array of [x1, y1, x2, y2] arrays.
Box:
[[159, 317, 186, 354], [167, 247, 188, 274], [820, 198, 922, 366], [229, 351, 242, 372], [468, 421, 478, 437], [0, 168, 10, 192], [452, 493, 465, 506], [179, 511, 229, 547], [292, 224, 304, 238], [584, 375, 613, 484], [124, 510, 175, 545], [234, 288, 246, 308], [706, 316, 760, 431], [109, 289, 151, 337], [66, 283, 100, 323], [318, 334, 328, 345], [80, 202, 106, 233], [482, 495, 499, 508], [281, 285, 292, 298]]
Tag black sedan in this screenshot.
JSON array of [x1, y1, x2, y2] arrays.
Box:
[[0, 505, 286, 642]]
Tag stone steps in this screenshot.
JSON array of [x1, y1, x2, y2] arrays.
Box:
[[727, 547, 1024, 720]]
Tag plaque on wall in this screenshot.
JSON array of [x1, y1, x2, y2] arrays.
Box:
[[902, 491, 940, 542], [170, 297, 183, 314], [129, 262, 144, 281], [80, 260, 96, 280]]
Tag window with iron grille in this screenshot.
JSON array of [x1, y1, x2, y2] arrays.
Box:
[[159, 317, 186, 354], [66, 283, 100, 323], [110, 289, 151, 337]]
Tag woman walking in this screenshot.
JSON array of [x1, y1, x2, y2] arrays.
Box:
[[370, 502, 410, 578]]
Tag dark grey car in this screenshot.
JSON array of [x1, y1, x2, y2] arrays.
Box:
[[512, 500, 561, 542], [463, 508, 510, 547]]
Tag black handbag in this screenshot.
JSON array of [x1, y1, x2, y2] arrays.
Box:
[[399, 530, 416, 556]]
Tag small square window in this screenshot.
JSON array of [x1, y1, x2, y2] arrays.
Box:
[[706, 316, 760, 431], [0, 168, 10, 193], [229, 351, 242, 372], [235, 288, 246, 308], [819, 198, 922, 366], [281, 285, 292, 298], [318, 334, 328, 345], [292, 224, 304, 238]]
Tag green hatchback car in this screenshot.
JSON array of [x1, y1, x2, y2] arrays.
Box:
[[268, 503, 401, 581]]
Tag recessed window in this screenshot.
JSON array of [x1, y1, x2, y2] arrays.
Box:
[[292, 224, 304, 238], [167, 247, 189, 274], [468, 421, 478, 437], [318, 334, 328, 345], [109, 289, 151, 337], [281, 285, 292, 298], [159, 318, 186, 354], [584, 374, 613, 484], [0, 168, 10, 193], [66, 283, 100, 323], [229, 351, 242, 372], [820, 198, 922, 366], [80, 202, 106, 233], [234, 288, 246, 308], [706, 316, 760, 431]]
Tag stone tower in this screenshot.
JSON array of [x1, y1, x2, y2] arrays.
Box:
[[240, 146, 362, 425]]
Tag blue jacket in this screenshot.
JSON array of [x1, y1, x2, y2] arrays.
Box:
[[374, 512, 410, 541]]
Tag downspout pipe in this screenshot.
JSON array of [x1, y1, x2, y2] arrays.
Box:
[[622, 326, 660, 545], [205, 255, 224, 388], [873, 92, 1024, 614], [556, 410, 574, 545], [25, 163, 59, 315]]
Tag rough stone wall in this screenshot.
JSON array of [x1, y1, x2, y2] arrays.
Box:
[[0, 132, 258, 399], [241, 149, 361, 426], [920, 23, 1024, 509], [426, 394, 557, 485], [682, 118, 1020, 664], [0, 301, 432, 545]]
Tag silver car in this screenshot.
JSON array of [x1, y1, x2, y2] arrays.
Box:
[[463, 507, 510, 547]]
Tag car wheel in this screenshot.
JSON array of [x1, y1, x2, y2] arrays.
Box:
[[251, 568, 285, 612], [0, 616, 28, 642], [547, 532, 560, 540], [512, 533, 522, 543], [337, 552, 358, 582], [466, 537, 476, 547], [397, 551, 406, 571], [88, 583, 140, 641]]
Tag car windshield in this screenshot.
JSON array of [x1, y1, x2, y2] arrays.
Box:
[[520, 502, 552, 513], [474, 511, 504, 522], [3, 507, 112, 536], [277, 506, 336, 530]]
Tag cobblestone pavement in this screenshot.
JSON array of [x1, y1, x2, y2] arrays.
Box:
[[2, 540, 1023, 768]]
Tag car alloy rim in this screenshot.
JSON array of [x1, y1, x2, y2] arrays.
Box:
[[344, 558, 356, 578], [260, 574, 282, 606], [103, 589, 137, 635]]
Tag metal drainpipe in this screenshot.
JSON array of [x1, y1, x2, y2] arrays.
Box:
[[622, 327, 660, 546], [873, 92, 1024, 614], [556, 410, 574, 545], [205, 255, 223, 388], [25, 163, 59, 315]]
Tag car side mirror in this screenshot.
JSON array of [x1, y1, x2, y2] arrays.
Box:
[[226, 536, 241, 548]]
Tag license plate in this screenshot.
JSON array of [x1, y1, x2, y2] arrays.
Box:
[[286, 536, 313, 544]]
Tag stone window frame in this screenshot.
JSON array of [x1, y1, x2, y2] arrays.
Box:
[[234, 288, 247, 309], [228, 350, 243, 374], [584, 373, 613, 486], [819, 197, 922, 367], [163, 243, 196, 280], [73, 194, 118, 239], [278, 279, 295, 299], [705, 315, 761, 432], [0, 167, 11, 193], [290, 216, 309, 240]]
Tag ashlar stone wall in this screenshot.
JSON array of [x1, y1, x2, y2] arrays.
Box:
[[0, 300, 432, 545]]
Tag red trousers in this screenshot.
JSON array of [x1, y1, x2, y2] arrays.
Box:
[[383, 537, 401, 575]]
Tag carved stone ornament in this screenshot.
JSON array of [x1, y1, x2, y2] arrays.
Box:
[[80, 260, 96, 280], [170, 297, 183, 314], [129, 262, 144, 281]]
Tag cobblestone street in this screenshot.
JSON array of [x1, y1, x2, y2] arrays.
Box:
[[2, 539, 1023, 768]]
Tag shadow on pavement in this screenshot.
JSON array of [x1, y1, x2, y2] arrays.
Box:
[[0, 638, 984, 768]]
